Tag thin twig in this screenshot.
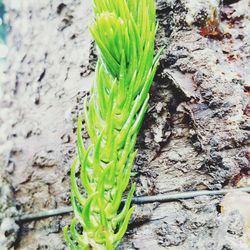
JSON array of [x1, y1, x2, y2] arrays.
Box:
[[131, 186, 250, 204], [18, 207, 73, 223], [17, 186, 250, 223]]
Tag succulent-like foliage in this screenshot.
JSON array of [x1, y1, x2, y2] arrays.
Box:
[[64, 0, 160, 249]]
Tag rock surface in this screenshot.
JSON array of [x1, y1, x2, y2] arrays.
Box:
[[0, 0, 249, 249]]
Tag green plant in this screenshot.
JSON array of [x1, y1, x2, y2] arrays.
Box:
[[64, 0, 161, 249]]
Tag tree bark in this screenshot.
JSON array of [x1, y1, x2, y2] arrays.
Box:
[[0, 0, 249, 249]]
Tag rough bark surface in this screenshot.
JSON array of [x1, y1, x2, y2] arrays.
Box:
[[0, 0, 249, 249]]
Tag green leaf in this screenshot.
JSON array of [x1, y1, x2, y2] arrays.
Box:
[[113, 183, 135, 226], [63, 226, 81, 250], [82, 193, 97, 230], [70, 218, 89, 248], [114, 206, 135, 242], [70, 158, 86, 207]]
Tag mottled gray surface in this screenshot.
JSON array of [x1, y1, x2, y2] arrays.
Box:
[[0, 0, 249, 249]]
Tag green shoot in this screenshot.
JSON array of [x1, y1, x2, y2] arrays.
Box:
[[64, 0, 160, 249]]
